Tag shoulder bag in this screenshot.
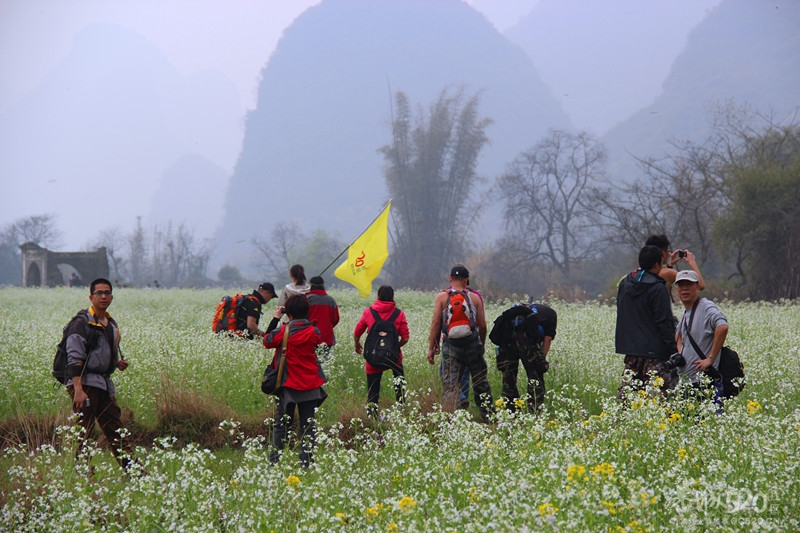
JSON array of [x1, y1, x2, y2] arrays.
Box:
[[261, 325, 289, 395], [685, 300, 745, 398]]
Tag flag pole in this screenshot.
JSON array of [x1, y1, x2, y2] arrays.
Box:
[[318, 200, 392, 277]]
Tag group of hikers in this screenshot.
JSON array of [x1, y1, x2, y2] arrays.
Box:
[[59, 233, 737, 470]]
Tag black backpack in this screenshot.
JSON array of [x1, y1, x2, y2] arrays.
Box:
[[52, 310, 97, 385], [363, 308, 401, 370], [489, 305, 542, 359]]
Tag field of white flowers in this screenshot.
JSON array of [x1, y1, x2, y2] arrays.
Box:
[[1, 286, 799, 532]]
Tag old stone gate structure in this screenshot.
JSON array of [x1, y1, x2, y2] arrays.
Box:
[[19, 242, 109, 287]]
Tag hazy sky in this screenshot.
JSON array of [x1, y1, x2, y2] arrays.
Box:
[[0, 0, 540, 250], [1, 0, 723, 255], [0, 0, 535, 115]]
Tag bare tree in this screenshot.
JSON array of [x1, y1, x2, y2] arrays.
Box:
[[252, 223, 303, 280], [85, 227, 126, 282], [1, 213, 62, 249], [495, 129, 608, 278], [602, 142, 724, 264], [379, 87, 491, 288]]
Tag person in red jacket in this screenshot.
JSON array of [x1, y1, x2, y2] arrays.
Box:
[[353, 285, 410, 417], [306, 276, 339, 362], [263, 294, 327, 466]]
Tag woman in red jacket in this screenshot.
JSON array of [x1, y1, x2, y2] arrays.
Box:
[[353, 286, 410, 417], [263, 294, 326, 466]]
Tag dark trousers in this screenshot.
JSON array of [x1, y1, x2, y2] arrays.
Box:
[[270, 399, 322, 467], [618, 355, 677, 400], [441, 338, 493, 420], [367, 364, 406, 406], [67, 384, 132, 470], [497, 350, 547, 412]]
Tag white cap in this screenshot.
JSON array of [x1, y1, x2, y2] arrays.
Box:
[[675, 270, 699, 283]]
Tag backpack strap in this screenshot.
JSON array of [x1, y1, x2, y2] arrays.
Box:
[[369, 307, 399, 329]]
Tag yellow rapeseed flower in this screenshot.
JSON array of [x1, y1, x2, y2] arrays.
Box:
[[669, 412, 682, 423], [495, 398, 506, 408], [286, 475, 300, 487], [398, 496, 417, 511], [678, 448, 688, 461], [567, 464, 586, 480], [591, 462, 616, 478], [653, 376, 664, 388], [537, 502, 558, 517], [366, 503, 385, 516], [388, 523, 399, 533], [335, 512, 348, 524], [746, 400, 762, 414], [514, 398, 526, 410], [601, 500, 617, 514]]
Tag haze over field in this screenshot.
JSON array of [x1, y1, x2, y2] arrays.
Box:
[[2, 0, 795, 280]]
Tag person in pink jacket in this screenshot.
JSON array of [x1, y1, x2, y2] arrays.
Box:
[[263, 294, 326, 466], [353, 285, 410, 417]]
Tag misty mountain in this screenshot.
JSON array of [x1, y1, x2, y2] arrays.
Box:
[[601, 0, 800, 181], [216, 0, 572, 267], [0, 23, 242, 249], [149, 154, 229, 239], [505, 0, 721, 135]]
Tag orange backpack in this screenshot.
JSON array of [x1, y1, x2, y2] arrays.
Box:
[[443, 289, 477, 339], [212, 293, 252, 333]]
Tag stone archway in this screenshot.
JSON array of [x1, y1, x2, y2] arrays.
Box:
[[26, 261, 42, 286], [19, 242, 109, 287]]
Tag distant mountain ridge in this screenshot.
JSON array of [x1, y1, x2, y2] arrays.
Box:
[[216, 0, 572, 266], [601, 0, 800, 181], [0, 23, 241, 249]]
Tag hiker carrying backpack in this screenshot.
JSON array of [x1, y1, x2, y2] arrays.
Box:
[[354, 287, 410, 413], [489, 304, 543, 362], [490, 303, 555, 412], [213, 284, 276, 337]]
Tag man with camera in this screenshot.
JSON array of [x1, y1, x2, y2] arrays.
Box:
[[644, 234, 706, 293], [673, 270, 728, 408], [615, 245, 679, 398]]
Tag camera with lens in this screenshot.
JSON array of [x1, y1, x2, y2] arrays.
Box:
[[662, 352, 686, 371], [677, 250, 687, 258]]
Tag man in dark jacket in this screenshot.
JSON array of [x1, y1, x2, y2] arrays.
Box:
[[616, 245, 678, 398], [237, 283, 277, 338]]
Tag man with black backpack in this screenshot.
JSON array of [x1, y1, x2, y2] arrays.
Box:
[[61, 278, 137, 471], [353, 285, 409, 417], [489, 302, 557, 413], [427, 265, 494, 422]]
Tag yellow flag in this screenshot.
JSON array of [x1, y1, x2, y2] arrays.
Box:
[[334, 203, 391, 297]]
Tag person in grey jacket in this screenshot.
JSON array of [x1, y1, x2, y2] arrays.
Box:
[[66, 278, 135, 471], [615, 246, 678, 398]]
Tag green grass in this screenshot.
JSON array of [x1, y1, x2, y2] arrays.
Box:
[[1, 287, 799, 531]]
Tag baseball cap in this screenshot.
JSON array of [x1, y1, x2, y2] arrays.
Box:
[[675, 270, 699, 283], [450, 264, 469, 279], [258, 282, 278, 297]]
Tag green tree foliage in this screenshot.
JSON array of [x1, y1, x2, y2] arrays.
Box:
[[495, 129, 608, 279], [714, 124, 800, 299], [379, 88, 491, 288], [217, 264, 244, 285]]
